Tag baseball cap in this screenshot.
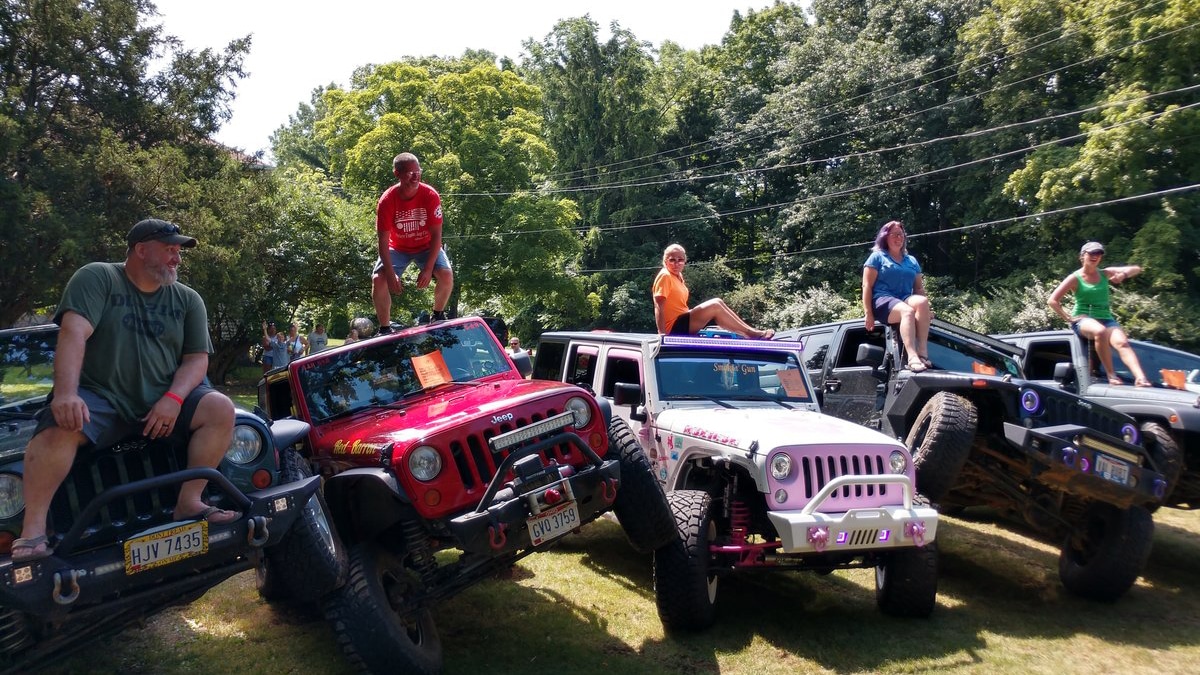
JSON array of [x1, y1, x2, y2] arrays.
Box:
[[1080, 241, 1105, 254], [127, 218, 198, 248]]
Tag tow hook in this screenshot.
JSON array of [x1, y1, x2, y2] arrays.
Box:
[[488, 523, 508, 550], [601, 478, 618, 505], [247, 516, 271, 547], [807, 526, 829, 553], [905, 520, 927, 547], [52, 569, 84, 605]]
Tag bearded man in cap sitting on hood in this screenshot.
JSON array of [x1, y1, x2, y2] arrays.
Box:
[[11, 218, 239, 563]]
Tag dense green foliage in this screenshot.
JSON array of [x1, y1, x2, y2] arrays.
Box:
[[3, 0, 1199, 378]]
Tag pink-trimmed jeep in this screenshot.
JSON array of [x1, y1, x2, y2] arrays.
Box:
[[258, 317, 673, 672], [533, 331, 940, 631]]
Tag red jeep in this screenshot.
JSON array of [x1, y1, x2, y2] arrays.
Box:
[[258, 317, 673, 673]]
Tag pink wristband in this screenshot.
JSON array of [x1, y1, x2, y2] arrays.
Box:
[[163, 391, 185, 406]]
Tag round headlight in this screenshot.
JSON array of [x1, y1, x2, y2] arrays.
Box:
[[565, 396, 592, 428], [1020, 389, 1041, 414], [889, 450, 908, 474], [409, 446, 443, 482], [0, 473, 24, 519], [226, 425, 264, 465], [1120, 423, 1139, 444], [770, 453, 792, 480]]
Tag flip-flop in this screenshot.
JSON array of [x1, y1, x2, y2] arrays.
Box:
[[175, 505, 242, 525], [907, 359, 928, 373], [1107, 377, 1124, 385], [1135, 378, 1153, 388], [919, 355, 933, 368], [11, 534, 53, 563], [758, 329, 776, 340]]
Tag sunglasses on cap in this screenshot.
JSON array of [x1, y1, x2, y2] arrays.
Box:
[[136, 222, 183, 242]]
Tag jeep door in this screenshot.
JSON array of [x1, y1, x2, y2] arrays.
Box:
[[819, 325, 885, 429], [598, 348, 643, 432]]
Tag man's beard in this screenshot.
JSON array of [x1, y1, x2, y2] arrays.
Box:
[[148, 262, 178, 286]]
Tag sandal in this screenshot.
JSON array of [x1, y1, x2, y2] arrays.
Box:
[[1135, 378, 1153, 388], [174, 505, 242, 525], [11, 534, 53, 563], [907, 358, 928, 373], [919, 355, 933, 368], [1107, 377, 1124, 386], [757, 329, 776, 340]]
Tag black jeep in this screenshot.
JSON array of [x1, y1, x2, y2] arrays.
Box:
[[0, 325, 345, 672], [780, 318, 1171, 601]]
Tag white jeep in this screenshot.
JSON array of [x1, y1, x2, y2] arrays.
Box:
[[533, 331, 940, 630]]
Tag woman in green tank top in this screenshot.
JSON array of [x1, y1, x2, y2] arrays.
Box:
[[1047, 241, 1151, 386]]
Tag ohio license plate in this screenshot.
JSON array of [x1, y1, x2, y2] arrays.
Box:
[[124, 521, 208, 574], [527, 501, 580, 546], [1094, 453, 1130, 486]]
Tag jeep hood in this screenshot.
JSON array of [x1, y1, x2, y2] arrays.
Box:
[[308, 377, 584, 448], [653, 407, 903, 452]]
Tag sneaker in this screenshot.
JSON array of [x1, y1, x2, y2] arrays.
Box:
[[378, 324, 393, 335], [431, 311, 448, 322]]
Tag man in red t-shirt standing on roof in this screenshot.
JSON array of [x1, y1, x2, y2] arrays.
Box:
[[372, 152, 454, 333]]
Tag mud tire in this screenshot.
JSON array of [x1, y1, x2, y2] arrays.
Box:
[[905, 392, 977, 502], [653, 490, 718, 632], [1140, 421, 1182, 508], [875, 541, 939, 617], [607, 417, 676, 553], [323, 542, 442, 675], [1059, 504, 1154, 601]]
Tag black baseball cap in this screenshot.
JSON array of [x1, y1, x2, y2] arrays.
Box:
[[127, 218, 198, 248]]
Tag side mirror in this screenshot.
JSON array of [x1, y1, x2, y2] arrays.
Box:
[[511, 351, 533, 378], [614, 381, 643, 407], [857, 344, 885, 368], [1053, 361, 1074, 384]]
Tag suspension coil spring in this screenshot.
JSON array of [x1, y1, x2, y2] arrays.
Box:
[[401, 517, 437, 586], [730, 500, 750, 546]]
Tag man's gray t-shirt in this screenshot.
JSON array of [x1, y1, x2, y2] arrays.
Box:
[[54, 262, 211, 422], [307, 331, 328, 353]]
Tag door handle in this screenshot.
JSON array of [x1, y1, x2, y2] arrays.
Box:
[[824, 378, 841, 393]]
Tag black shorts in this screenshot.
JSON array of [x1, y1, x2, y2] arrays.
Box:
[[34, 384, 219, 448], [669, 311, 692, 335]]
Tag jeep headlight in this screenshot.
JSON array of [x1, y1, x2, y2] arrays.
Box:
[[0, 473, 23, 519], [889, 450, 908, 474], [226, 425, 264, 465], [770, 453, 792, 480], [565, 396, 592, 428], [409, 446, 443, 482]]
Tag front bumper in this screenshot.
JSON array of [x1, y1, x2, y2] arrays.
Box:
[[448, 430, 620, 556], [1, 471, 321, 619], [766, 475, 939, 553], [1003, 423, 1167, 508]]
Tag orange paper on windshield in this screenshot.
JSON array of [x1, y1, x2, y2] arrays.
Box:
[[971, 362, 997, 375], [777, 369, 809, 399], [411, 352, 452, 388]]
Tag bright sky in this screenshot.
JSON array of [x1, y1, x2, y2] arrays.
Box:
[[151, 1, 782, 157]]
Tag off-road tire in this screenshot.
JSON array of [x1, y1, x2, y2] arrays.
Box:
[[875, 541, 939, 617], [1141, 421, 1183, 507], [905, 392, 978, 502], [607, 416, 676, 553], [255, 449, 347, 603], [324, 542, 442, 675], [653, 490, 718, 632], [1058, 503, 1154, 601]]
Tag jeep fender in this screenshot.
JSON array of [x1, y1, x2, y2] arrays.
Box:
[[594, 394, 614, 425], [669, 445, 767, 494], [323, 468, 414, 546], [1102, 402, 1192, 434]]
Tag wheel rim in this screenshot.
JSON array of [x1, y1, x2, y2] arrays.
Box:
[[305, 494, 336, 553], [382, 567, 430, 646]]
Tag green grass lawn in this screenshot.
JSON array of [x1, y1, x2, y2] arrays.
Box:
[[42, 505, 1200, 675]]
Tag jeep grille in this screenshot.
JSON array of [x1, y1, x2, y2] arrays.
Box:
[[1038, 390, 1129, 438], [447, 406, 582, 490], [796, 450, 893, 504]]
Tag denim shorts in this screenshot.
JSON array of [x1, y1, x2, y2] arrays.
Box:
[[34, 384, 218, 448], [372, 247, 452, 277], [1071, 317, 1121, 336], [871, 296, 905, 322]]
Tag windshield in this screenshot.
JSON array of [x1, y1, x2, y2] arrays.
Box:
[[656, 350, 815, 404], [296, 322, 510, 422], [0, 329, 56, 415], [927, 331, 1021, 377], [1111, 342, 1200, 385]]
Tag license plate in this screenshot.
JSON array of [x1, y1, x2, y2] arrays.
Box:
[[1095, 453, 1130, 486], [527, 501, 580, 546], [124, 521, 208, 574]]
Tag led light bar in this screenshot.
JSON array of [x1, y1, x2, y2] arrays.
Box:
[[1076, 435, 1140, 465], [490, 411, 576, 452], [659, 335, 804, 351]]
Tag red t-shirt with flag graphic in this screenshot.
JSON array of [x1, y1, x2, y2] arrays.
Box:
[[376, 182, 444, 253]]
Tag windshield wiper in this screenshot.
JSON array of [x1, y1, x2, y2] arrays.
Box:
[[723, 395, 796, 409], [666, 394, 736, 409]]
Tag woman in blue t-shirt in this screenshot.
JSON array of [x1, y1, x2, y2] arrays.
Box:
[[862, 220, 933, 372]]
